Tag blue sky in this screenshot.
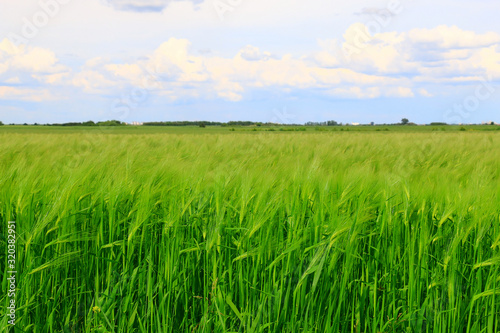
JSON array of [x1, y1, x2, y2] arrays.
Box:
[[0, 0, 499, 124]]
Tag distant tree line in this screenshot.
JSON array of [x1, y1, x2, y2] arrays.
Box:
[[144, 121, 222, 126], [143, 121, 289, 127], [305, 120, 340, 126], [45, 120, 125, 126], [1, 118, 498, 127]]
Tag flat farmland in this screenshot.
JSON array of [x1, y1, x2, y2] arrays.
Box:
[[1, 128, 500, 332]]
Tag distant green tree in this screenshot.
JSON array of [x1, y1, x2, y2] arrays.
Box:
[[401, 118, 409, 125], [0, 121, 4, 126], [97, 120, 124, 126]]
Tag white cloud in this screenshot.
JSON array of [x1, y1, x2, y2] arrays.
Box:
[[0, 39, 70, 86], [104, 63, 144, 82], [0, 39, 66, 74], [213, 78, 244, 101], [388, 87, 414, 98], [0, 86, 57, 102], [314, 24, 500, 84], [408, 25, 500, 49], [238, 46, 274, 62], [149, 38, 208, 82], [72, 70, 117, 94], [3, 24, 500, 104]]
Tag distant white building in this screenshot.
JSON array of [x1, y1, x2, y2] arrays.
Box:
[[351, 122, 360, 126], [128, 121, 143, 126]]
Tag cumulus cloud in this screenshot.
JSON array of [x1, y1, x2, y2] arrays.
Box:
[[0, 39, 68, 75], [408, 25, 500, 49], [313, 24, 500, 84], [238, 46, 274, 62], [0, 39, 70, 102], [149, 38, 208, 82], [0, 86, 57, 102], [72, 70, 117, 94], [3, 25, 500, 104], [104, 63, 144, 82]]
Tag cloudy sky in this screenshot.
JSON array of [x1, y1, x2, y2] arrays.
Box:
[[0, 0, 499, 124]]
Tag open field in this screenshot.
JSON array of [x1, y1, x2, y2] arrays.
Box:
[[1, 128, 500, 332], [1, 124, 500, 135]]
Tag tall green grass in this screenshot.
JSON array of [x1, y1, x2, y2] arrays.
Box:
[[1, 131, 499, 332]]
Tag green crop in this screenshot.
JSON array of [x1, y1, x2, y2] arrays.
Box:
[[0, 130, 499, 332]]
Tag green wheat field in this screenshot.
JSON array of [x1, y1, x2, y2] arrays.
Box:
[[1, 126, 500, 332]]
